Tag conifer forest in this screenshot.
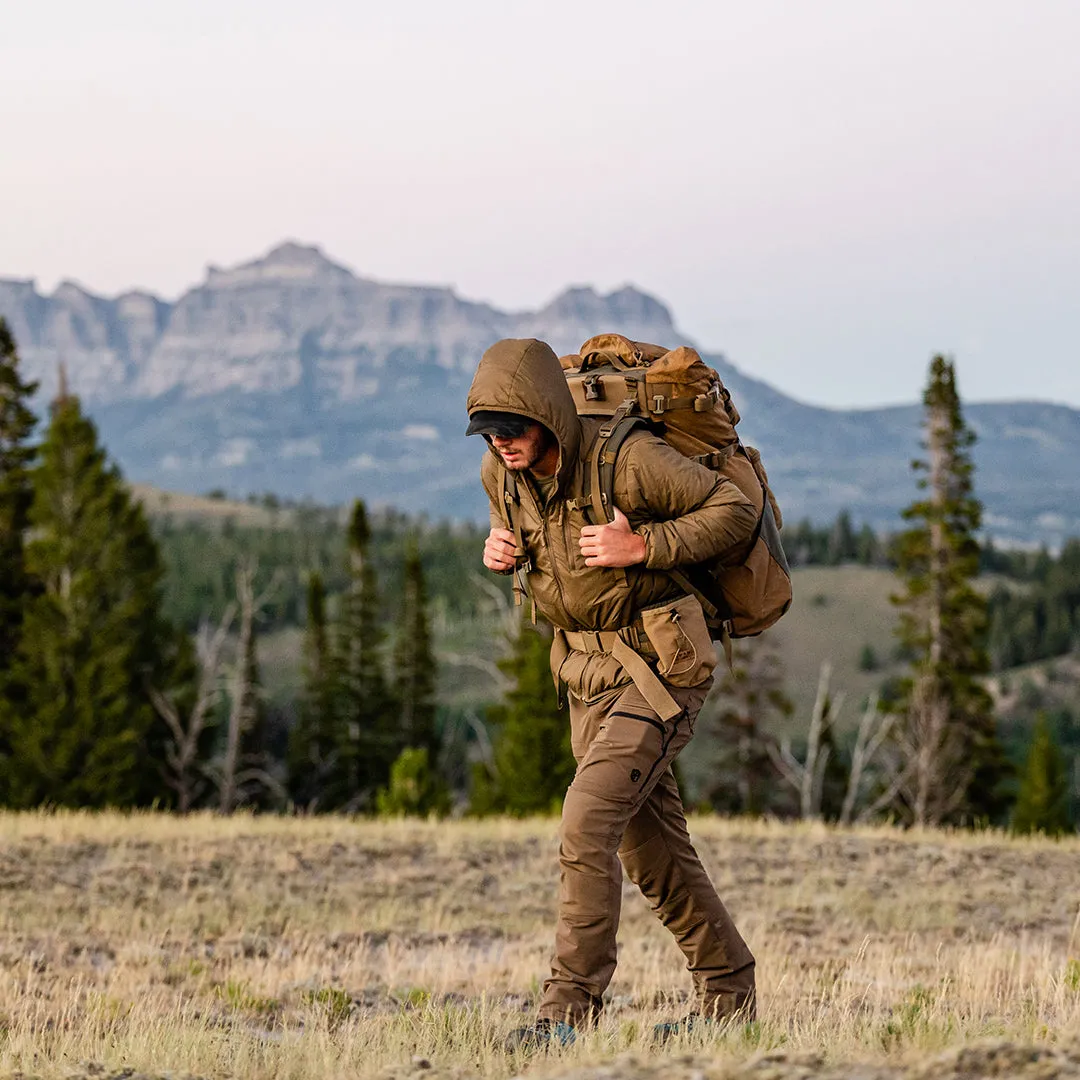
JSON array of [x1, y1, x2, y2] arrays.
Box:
[[1, 318, 1078, 833]]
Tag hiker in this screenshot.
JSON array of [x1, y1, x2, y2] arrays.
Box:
[[466, 337, 759, 1049]]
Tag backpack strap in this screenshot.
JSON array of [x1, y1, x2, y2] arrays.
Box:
[[583, 414, 646, 526], [500, 466, 534, 610], [580, 414, 648, 589]]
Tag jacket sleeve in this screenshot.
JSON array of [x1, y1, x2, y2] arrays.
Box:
[[615, 434, 758, 570]]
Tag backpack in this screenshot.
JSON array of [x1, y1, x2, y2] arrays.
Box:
[[559, 333, 792, 642]]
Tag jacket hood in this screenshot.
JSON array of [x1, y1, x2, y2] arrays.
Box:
[[466, 338, 582, 489]]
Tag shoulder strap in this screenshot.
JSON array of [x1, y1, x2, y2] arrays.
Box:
[[578, 416, 647, 591], [500, 466, 533, 609], [582, 415, 647, 527]]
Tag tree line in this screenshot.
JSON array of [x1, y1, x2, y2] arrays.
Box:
[[0, 320, 448, 812], [0, 318, 1075, 831], [152, 507, 1080, 681]]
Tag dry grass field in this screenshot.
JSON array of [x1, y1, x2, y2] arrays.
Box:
[[1, 814, 1079, 1079]]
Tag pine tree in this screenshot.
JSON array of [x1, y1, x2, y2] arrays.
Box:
[[470, 618, 575, 816], [333, 500, 394, 809], [0, 319, 38, 704], [287, 570, 338, 808], [0, 389, 177, 807], [827, 511, 856, 565], [890, 355, 1010, 825], [1012, 716, 1072, 836], [375, 746, 451, 818], [392, 541, 437, 755]]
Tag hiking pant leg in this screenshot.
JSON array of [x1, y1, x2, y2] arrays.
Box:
[[537, 681, 708, 1026], [619, 766, 757, 1019]]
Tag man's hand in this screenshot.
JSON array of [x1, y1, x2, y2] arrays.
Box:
[[580, 507, 646, 568], [483, 527, 518, 573]]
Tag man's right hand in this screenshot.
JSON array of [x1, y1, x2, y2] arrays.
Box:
[[483, 527, 518, 573]]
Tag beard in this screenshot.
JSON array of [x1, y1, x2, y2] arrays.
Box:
[[490, 426, 555, 472]]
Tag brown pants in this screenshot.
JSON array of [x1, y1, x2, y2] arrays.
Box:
[[537, 678, 756, 1026]]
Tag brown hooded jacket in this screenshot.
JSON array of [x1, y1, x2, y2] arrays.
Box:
[[468, 339, 757, 676]]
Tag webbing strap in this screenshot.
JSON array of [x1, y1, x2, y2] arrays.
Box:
[[649, 394, 700, 415], [560, 627, 681, 724], [563, 628, 620, 652], [584, 415, 645, 590], [668, 567, 735, 671], [610, 637, 682, 722], [598, 397, 638, 439], [581, 350, 632, 372], [694, 448, 734, 470], [502, 467, 531, 608], [667, 569, 719, 621], [588, 433, 608, 526], [719, 624, 734, 672], [549, 628, 570, 703]]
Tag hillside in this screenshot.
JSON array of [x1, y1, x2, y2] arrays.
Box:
[[5, 242, 1080, 544]]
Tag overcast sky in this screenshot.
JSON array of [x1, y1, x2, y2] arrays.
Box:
[[2, 0, 1078, 409]]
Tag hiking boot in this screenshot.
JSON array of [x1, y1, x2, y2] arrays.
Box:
[[653, 1012, 715, 1043], [503, 1018, 577, 1053], [654, 1010, 755, 1043]]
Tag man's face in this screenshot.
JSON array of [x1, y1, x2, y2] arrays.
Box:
[[489, 422, 552, 472]]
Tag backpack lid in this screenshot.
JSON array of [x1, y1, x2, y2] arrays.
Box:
[[579, 334, 668, 369]]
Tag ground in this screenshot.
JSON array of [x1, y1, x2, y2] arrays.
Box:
[[0, 813, 1078, 1079]]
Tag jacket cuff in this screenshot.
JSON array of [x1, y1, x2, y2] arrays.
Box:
[[636, 523, 669, 569]]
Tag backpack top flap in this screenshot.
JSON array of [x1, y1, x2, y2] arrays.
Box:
[[579, 333, 668, 369]]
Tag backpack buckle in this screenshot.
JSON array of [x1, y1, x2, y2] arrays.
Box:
[[652, 395, 666, 414], [599, 398, 638, 438], [583, 374, 603, 401]]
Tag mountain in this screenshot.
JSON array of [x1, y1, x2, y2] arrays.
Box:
[[2, 242, 1079, 546]]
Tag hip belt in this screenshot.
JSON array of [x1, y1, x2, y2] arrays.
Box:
[[556, 623, 682, 723]]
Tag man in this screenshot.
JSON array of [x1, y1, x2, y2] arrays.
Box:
[[466, 337, 759, 1048]]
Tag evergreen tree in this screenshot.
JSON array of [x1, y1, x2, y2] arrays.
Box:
[[288, 570, 338, 807], [375, 746, 451, 818], [855, 524, 881, 566], [1012, 716, 1072, 836], [0, 319, 38, 705], [392, 540, 437, 755], [333, 499, 394, 809], [890, 355, 1010, 825], [828, 511, 857, 565], [471, 618, 575, 815], [0, 390, 177, 807], [700, 638, 793, 816]]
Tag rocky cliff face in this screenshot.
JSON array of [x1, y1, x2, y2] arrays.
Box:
[[2, 242, 1079, 546], [1, 242, 688, 403]]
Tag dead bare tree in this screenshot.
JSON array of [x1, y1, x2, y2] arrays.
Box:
[[890, 673, 974, 826], [149, 604, 236, 813], [209, 561, 287, 814], [768, 663, 842, 820], [838, 696, 910, 825], [439, 572, 520, 695]]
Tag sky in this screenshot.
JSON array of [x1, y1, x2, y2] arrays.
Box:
[[2, 0, 1078, 410]]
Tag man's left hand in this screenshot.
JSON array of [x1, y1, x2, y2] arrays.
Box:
[[579, 507, 646, 568]]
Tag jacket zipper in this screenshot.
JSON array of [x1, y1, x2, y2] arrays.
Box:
[[524, 476, 575, 630], [542, 502, 575, 630]]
